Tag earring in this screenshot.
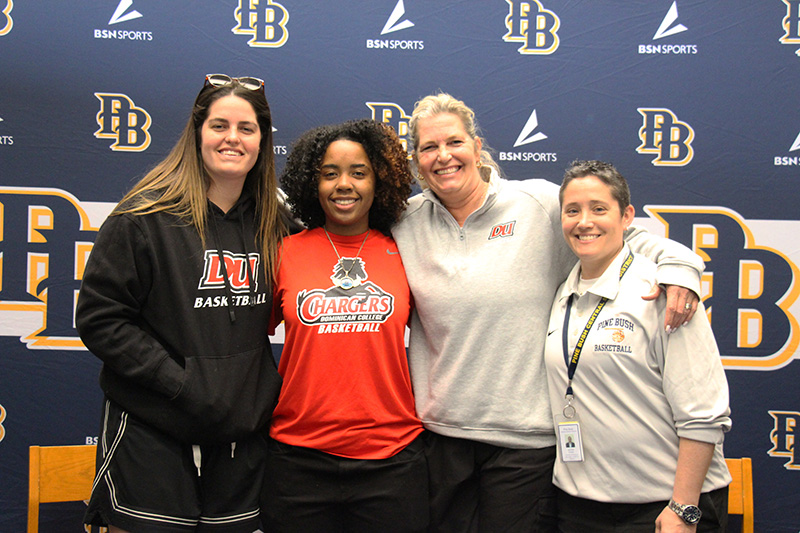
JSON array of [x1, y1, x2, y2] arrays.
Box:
[[476, 161, 483, 168]]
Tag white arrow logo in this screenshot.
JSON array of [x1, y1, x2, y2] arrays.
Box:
[[513, 110, 548, 148], [653, 1, 687, 40], [790, 131, 800, 152], [381, 0, 414, 35], [109, 0, 142, 25]]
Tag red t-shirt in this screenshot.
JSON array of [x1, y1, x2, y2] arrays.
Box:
[[270, 228, 422, 459]]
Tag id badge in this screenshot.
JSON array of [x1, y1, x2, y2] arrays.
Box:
[[554, 414, 584, 462]]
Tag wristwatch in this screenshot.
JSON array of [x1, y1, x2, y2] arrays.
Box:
[[668, 498, 702, 524]]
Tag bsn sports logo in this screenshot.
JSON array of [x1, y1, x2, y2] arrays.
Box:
[[109, 0, 141, 24], [0, 0, 13, 36], [774, 129, 800, 166], [0, 115, 13, 145], [232, 0, 289, 48], [271, 126, 288, 155], [780, 0, 800, 56], [94, 0, 153, 41], [94, 93, 152, 152], [645, 206, 799, 370], [0, 187, 102, 350], [636, 108, 694, 166], [498, 108, 557, 163], [639, 1, 697, 55], [366, 101, 411, 155], [769, 410, 799, 470], [503, 0, 560, 55], [366, 0, 423, 51]]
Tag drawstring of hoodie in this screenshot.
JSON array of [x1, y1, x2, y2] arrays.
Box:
[[210, 211, 237, 323], [237, 206, 257, 309], [209, 200, 259, 322]]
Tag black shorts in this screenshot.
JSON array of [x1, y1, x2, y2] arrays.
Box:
[[84, 398, 267, 533]]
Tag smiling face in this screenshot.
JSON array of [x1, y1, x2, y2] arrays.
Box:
[[200, 94, 261, 191], [414, 112, 483, 205], [318, 139, 375, 235], [561, 175, 635, 279]]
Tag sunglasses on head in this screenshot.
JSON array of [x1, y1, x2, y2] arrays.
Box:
[[204, 73, 265, 92]]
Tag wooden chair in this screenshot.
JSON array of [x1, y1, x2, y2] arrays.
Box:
[[28, 444, 97, 533], [725, 457, 754, 533]]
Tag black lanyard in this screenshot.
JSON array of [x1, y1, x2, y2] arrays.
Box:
[[561, 251, 634, 399]]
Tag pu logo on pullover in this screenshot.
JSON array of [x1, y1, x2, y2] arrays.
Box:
[[195, 250, 265, 308], [489, 221, 516, 240], [198, 250, 259, 293]]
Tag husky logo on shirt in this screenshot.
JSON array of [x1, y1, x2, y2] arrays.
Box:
[[197, 250, 260, 293], [330, 257, 367, 289], [296, 259, 394, 329]]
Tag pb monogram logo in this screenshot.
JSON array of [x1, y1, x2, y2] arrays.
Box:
[[503, 0, 560, 55], [637, 108, 694, 166], [94, 93, 152, 152], [232, 0, 289, 48]]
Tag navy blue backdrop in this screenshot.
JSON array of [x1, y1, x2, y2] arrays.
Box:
[[2, 1, 799, 531]]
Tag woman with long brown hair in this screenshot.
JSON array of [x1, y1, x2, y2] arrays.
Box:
[[77, 74, 287, 532]]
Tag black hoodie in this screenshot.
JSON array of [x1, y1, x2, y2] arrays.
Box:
[[77, 193, 281, 444]]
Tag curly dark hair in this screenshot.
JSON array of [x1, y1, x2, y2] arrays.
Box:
[[280, 119, 413, 235]]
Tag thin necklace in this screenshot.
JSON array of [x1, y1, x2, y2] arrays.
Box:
[[323, 227, 370, 289]]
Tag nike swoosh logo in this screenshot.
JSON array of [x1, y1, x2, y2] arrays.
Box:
[[386, 249, 400, 255]]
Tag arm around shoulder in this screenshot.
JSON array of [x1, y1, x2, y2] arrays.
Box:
[[625, 225, 704, 295]]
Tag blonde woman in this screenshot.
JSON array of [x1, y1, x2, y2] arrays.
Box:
[[391, 93, 705, 532]]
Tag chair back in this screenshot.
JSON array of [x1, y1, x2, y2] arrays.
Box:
[[28, 444, 97, 533], [725, 457, 754, 533]]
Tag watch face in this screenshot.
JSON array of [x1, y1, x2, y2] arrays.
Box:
[[683, 505, 702, 524]]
